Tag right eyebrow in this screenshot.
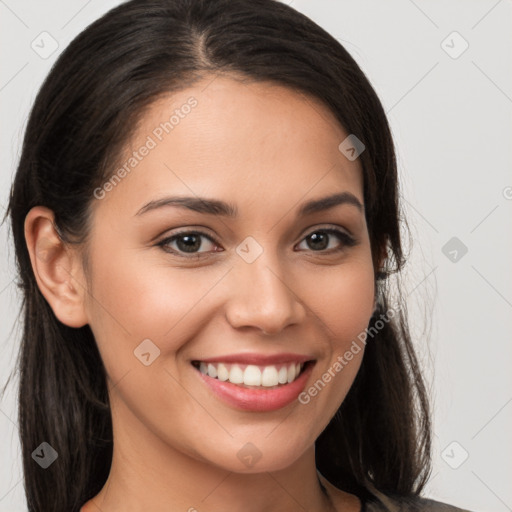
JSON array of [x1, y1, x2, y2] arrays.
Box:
[[135, 195, 237, 217]]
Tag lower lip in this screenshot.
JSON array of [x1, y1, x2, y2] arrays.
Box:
[[194, 362, 315, 412]]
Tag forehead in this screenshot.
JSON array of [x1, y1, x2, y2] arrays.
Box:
[[93, 75, 364, 220]]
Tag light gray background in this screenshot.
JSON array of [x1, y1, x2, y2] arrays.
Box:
[[1, 1, 511, 511]]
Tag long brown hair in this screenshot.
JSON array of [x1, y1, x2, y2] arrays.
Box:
[[3, 0, 431, 510]]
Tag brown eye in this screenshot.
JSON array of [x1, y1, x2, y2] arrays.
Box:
[[157, 230, 221, 257], [296, 228, 357, 253]]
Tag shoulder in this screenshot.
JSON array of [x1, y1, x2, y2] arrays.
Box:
[[364, 491, 475, 512]]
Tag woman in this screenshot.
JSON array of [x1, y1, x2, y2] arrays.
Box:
[[5, 0, 473, 510]]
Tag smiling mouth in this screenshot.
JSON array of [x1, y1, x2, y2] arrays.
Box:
[[191, 360, 314, 389]]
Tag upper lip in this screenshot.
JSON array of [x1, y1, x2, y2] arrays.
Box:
[[193, 352, 314, 365]]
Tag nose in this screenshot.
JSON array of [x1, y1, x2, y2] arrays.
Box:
[[225, 256, 306, 335]]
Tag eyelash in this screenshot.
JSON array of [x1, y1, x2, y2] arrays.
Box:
[[156, 226, 357, 259]]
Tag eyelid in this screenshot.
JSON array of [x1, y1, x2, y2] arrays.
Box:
[[299, 223, 354, 239]]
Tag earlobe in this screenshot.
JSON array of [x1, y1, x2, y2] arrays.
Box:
[[24, 206, 89, 328]]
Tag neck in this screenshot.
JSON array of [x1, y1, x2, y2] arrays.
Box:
[[84, 398, 337, 512]]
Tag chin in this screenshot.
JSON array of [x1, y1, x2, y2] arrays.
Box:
[[195, 433, 314, 474]]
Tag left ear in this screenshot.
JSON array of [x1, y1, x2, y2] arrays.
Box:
[[24, 206, 89, 328]]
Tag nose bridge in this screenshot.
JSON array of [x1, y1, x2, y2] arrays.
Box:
[[225, 239, 305, 334]]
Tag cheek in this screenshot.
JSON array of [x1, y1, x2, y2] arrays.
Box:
[[334, 269, 374, 347], [297, 258, 374, 413], [305, 257, 375, 348]]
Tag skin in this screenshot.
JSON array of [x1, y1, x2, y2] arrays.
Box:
[[24, 75, 380, 512]]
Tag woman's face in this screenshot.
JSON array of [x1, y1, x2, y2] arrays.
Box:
[[80, 75, 376, 473]]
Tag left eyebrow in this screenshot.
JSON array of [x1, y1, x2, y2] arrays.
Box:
[[297, 192, 364, 216], [135, 192, 364, 217]]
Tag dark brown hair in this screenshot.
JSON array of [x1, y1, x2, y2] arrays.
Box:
[[3, 0, 431, 510]]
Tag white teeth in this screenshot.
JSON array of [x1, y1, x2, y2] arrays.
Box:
[[287, 364, 296, 383], [207, 363, 217, 378], [261, 366, 279, 387], [229, 364, 244, 384], [278, 366, 288, 384], [196, 361, 306, 387], [217, 363, 229, 381], [243, 365, 261, 386]]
